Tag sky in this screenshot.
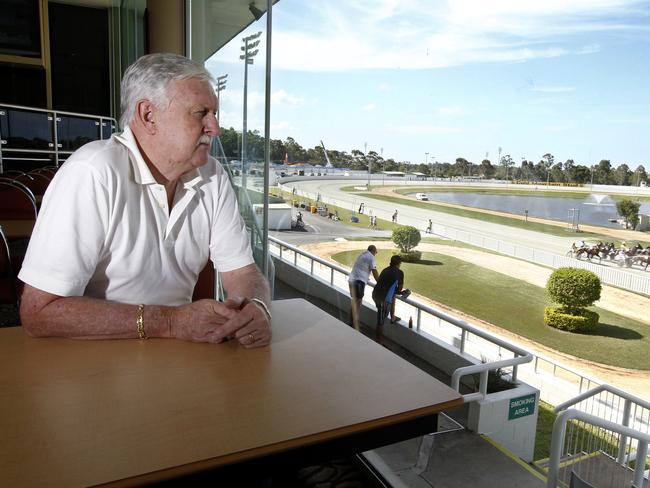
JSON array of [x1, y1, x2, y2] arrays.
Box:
[[206, 0, 650, 168]]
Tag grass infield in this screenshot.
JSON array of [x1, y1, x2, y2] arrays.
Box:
[[333, 248, 650, 370]]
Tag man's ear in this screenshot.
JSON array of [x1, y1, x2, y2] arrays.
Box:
[[134, 100, 157, 134]]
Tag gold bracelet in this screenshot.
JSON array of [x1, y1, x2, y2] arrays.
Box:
[[136, 304, 147, 339], [251, 298, 272, 321]]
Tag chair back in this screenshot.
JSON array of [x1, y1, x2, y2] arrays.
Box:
[[0, 181, 38, 220], [0, 227, 18, 306], [192, 261, 216, 301], [14, 173, 50, 198]]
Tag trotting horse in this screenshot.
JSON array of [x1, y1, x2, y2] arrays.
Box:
[[575, 247, 601, 263]]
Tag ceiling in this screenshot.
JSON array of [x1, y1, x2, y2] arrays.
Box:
[[192, 0, 280, 60], [52, 0, 279, 61]]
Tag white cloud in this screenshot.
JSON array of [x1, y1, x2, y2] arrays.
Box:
[[271, 89, 304, 107], [386, 123, 462, 135], [436, 106, 466, 116], [530, 86, 575, 93], [363, 102, 377, 111], [269, 0, 647, 71], [377, 82, 392, 92], [544, 124, 572, 132], [271, 121, 290, 130]]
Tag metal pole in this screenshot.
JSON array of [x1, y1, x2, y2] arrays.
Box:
[[262, 0, 272, 278], [241, 40, 249, 192]]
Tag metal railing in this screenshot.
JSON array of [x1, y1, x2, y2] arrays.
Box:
[[547, 385, 650, 487], [268, 235, 625, 410], [270, 235, 533, 402], [0, 103, 118, 171], [282, 183, 650, 296]]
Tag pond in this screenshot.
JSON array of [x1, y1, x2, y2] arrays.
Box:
[[417, 191, 650, 228]]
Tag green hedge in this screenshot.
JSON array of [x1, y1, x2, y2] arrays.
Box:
[[546, 267, 601, 311], [398, 250, 422, 262], [544, 307, 599, 333]]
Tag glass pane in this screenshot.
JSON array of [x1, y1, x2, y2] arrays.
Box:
[[0, 108, 53, 149], [56, 116, 100, 151], [101, 120, 116, 140]]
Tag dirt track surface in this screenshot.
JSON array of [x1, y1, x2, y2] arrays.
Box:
[[300, 240, 650, 400], [372, 185, 646, 242]]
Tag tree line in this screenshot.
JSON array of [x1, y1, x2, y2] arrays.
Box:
[[218, 127, 648, 186]]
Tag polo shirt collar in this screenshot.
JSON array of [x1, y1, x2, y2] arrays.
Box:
[[115, 126, 202, 189]]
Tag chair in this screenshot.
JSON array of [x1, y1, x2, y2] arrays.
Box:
[[14, 173, 50, 199], [0, 181, 38, 220], [1, 170, 27, 177], [192, 261, 216, 301], [0, 227, 18, 306]]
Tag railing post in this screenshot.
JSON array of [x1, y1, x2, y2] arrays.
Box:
[[330, 268, 334, 286], [416, 308, 421, 331], [617, 399, 632, 464], [633, 440, 648, 488], [460, 329, 467, 354], [479, 371, 488, 396], [547, 412, 569, 488], [310, 259, 314, 275], [293, 250, 297, 266]]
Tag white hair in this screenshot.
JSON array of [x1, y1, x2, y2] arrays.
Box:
[[119, 53, 215, 129]]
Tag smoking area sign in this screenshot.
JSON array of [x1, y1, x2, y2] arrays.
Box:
[[508, 393, 536, 420]]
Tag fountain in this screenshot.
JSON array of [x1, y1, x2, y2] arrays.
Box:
[[583, 194, 614, 206]]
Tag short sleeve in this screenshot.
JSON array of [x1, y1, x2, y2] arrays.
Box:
[[18, 161, 109, 296], [208, 168, 254, 272]]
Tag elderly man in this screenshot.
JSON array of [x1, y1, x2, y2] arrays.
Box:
[[18, 53, 271, 347]]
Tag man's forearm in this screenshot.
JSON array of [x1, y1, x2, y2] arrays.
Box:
[[221, 264, 271, 305], [20, 287, 174, 339]]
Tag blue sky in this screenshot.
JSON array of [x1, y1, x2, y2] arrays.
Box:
[[206, 0, 650, 168]]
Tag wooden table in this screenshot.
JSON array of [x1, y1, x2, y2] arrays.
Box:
[[0, 219, 35, 239], [0, 298, 463, 487]]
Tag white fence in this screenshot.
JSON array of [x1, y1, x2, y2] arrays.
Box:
[[443, 224, 650, 296]]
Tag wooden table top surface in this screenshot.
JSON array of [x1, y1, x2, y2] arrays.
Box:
[[0, 298, 463, 487]]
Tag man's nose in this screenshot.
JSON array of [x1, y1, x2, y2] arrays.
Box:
[[205, 113, 220, 136]]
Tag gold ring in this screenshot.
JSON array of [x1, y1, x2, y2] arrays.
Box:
[[248, 333, 255, 342]]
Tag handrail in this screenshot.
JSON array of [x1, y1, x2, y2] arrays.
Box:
[[0, 103, 118, 170], [0, 103, 115, 121], [555, 384, 650, 414], [451, 354, 533, 403], [554, 384, 650, 466], [547, 409, 650, 488], [269, 234, 533, 401]]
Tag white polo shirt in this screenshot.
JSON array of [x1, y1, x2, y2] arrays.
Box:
[[348, 250, 377, 284], [19, 127, 253, 306]]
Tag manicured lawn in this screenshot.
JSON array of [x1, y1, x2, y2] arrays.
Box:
[[333, 249, 650, 370]]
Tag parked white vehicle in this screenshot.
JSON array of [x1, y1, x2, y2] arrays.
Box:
[[415, 193, 429, 201]]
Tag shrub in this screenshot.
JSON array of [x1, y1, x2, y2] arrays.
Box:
[[546, 267, 601, 312], [392, 225, 421, 253], [398, 250, 422, 262], [544, 307, 599, 333]]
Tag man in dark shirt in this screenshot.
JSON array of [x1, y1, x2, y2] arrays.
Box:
[[372, 255, 408, 343]]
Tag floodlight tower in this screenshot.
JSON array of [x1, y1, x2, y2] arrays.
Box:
[[216, 74, 227, 123], [240, 31, 262, 189]]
